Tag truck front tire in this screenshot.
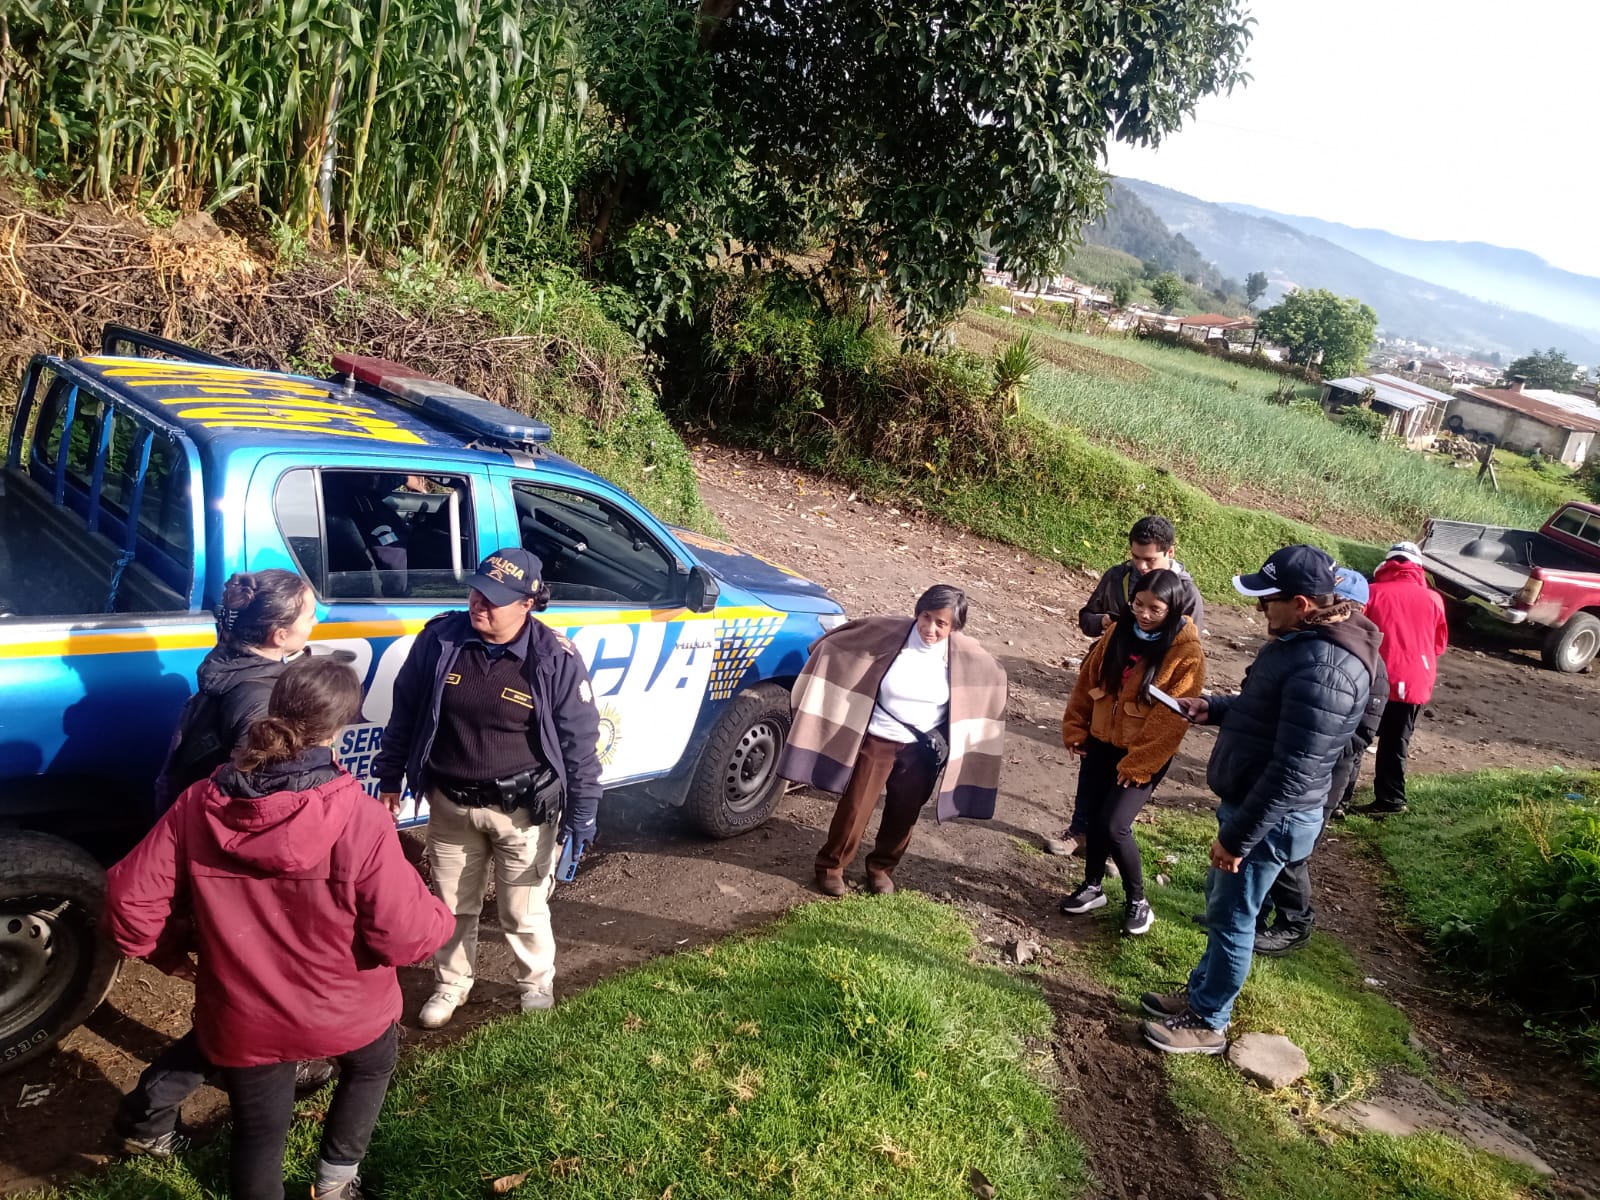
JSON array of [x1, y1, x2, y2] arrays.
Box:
[[0, 833, 120, 1074], [684, 684, 793, 839], [1542, 613, 1600, 674]]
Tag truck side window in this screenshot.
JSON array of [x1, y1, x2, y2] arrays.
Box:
[[1552, 509, 1594, 544], [513, 482, 677, 606], [273, 468, 476, 602], [30, 371, 73, 471], [137, 439, 194, 567]]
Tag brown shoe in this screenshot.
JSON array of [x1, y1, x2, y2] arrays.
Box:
[[866, 870, 896, 895], [1138, 988, 1189, 1018], [815, 870, 847, 897], [1142, 1007, 1227, 1055]]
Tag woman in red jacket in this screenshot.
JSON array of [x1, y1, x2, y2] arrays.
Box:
[[1350, 542, 1450, 816], [106, 657, 453, 1200]]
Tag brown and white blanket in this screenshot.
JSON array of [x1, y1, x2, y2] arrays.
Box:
[[777, 615, 1008, 820]]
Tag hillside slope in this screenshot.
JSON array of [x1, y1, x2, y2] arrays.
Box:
[[1120, 179, 1600, 361], [1224, 204, 1600, 340]]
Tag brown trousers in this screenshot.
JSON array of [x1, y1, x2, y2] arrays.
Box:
[[815, 733, 939, 878]]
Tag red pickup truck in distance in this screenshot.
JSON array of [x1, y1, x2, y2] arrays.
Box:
[[1419, 502, 1600, 673]]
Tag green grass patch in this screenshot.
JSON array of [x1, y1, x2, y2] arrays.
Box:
[[921, 413, 1384, 601], [39, 896, 1086, 1200], [1067, 808, 1540, 1199], [1354, 768, 1600, 1078], [1018, 325, 1551, 538]]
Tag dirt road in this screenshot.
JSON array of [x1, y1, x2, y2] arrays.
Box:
[[4, 445, 1597, 1197]]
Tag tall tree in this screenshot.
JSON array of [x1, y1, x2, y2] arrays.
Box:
[[1244, 270, 1269, 308], [1506, 347, 1580, 391], [581, 0, 1254, 336], [1149, 271, 1187, 313], [1255, 289, 1378, 377]]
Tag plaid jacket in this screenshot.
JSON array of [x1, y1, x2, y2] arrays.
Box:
[[777, 616, 1008, 820]]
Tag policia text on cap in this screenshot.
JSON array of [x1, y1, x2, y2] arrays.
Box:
[[373, 547, 603, 1028]]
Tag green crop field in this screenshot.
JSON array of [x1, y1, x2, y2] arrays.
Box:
[[1019, 326, 1553, 540]]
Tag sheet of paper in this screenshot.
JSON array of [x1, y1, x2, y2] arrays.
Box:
[[1145, 684, 1186, 715]]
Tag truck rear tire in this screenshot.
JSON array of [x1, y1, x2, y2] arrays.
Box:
[[1542, 613, 1600, 674], [1, 833, 120, 1074], [684, 684, 793, 839]]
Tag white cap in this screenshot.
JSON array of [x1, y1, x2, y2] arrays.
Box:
[[1386, 541, 1423, 563]]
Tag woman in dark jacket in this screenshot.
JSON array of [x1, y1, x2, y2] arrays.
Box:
[[107, 657, 453, 1200], [117, 568, 322, 1157], [152, 569, 319, 812]]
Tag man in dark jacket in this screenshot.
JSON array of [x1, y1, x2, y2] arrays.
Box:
[[1140, 546, 1381, 1055], [374, 548, 602, 1028], [1048, 515, 1205, 857], [1076, 514, 1205, 638], [1255, 567, 1388, 955]]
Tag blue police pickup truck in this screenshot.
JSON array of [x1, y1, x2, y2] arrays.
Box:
[[0, 326, 843, 1071]]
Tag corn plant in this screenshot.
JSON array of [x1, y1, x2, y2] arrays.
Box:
[[0, 0, 588, 265]]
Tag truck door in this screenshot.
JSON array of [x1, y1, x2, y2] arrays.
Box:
[[489, 469, 716, 785], [246, 458, 493, 819]]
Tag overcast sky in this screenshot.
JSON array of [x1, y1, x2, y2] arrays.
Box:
[[1104, 0, 1600, 277]]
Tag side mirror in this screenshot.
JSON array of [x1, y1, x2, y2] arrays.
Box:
[[686, 565, 721, 614]]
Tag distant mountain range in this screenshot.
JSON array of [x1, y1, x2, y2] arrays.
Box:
[[1114, 179, 1600, 363], [1222, 205, 1600, 337]]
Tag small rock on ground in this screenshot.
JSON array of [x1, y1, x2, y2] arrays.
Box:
[[1225, 1032, 1309, 1089]]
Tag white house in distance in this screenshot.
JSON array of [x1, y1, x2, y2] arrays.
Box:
[[1446, 378, 1600, 465]]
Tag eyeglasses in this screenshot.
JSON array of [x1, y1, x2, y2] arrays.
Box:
[[1255, 596, 1290, 612]]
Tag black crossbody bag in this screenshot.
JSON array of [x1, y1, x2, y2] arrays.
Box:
[[880, 706, 950, 771]]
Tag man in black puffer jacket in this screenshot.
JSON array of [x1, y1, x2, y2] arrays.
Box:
[[1139, 546, 1382, 1056]]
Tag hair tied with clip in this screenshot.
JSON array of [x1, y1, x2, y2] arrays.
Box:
[[215, 603, 240, 634]]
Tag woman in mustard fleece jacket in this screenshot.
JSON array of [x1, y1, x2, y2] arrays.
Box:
[[1058, 569, 1206, 936]]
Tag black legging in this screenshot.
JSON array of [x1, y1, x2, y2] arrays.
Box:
[[1074, 736, 1170, 903], [222, 1026, 398, 1200]]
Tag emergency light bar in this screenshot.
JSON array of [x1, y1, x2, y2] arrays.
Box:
[[331, 353, 553, 448]]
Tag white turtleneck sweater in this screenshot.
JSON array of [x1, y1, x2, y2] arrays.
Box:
[[868, 626, 951, 741]]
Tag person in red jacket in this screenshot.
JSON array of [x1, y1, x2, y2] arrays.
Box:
[[1350, 542, 1449, 817], [106, 657, 453, 1200]]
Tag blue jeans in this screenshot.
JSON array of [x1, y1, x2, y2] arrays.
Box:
[[1186, 806, 1323, 1029]]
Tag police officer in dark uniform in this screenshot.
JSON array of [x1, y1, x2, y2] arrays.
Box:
[[373, 548, 601, 1028]]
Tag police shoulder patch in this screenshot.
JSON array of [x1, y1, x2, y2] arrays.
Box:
[[579, 679, 594, 703]]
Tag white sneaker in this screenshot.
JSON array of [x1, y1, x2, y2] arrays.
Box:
[[519, 985, 555, 1012], [418, 990, 464, 1029]]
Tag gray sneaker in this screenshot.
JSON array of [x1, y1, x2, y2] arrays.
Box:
[[1059, 882, 1107, 914], [1122, 899, 1154, 936], [311, 1176, 367, 1200], [1142, 1007, 1228, 1055], [120, 1129, 190, 1159]]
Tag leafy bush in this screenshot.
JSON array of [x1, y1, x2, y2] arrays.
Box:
[[670, 273, 1025, 482], [1364, 769, 1600, 1078], [1577, 458, 1600, 504], [1338, 406, 1388, 440]]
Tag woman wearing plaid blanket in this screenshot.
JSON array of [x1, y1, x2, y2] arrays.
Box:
[[777, 584, 1008, 896]]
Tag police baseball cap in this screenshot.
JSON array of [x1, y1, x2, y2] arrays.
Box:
[[470, 547, 544, 606], [1332, 566, 1370, 606], [1233, 544, 1337, 600]]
